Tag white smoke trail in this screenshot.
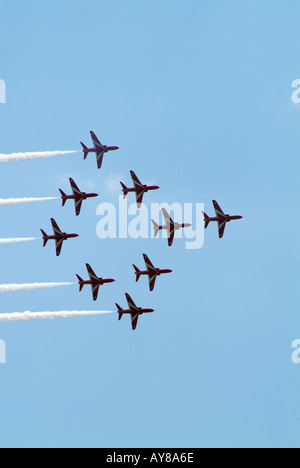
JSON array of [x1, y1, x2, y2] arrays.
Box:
[[0, 238, 37, 244], [0, 282, 74, 293], [0, 150, 78, 163], [0, 197, 59, 206], [0, 310, 115, 322]]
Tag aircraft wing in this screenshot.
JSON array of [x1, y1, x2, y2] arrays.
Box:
[[143, 254, 156, 272], [167, 228, 175, 247], [91, 284, 100, 301], [136, 191, 144, 207], [142, 254, 157, 290], [125, 293, 139, 312], [130, 172, 145, 206], [148, 274, 158, 292], [217, 219, 227, 239], [96, 151, 104, 169], [130, 312, 140, 331], [130, 171, 143, 190], [90, 131, 102, 148], [69, 178, 82, 196], [74, 198, 83, 216], [86, 264, 98, 281], [51, 218, 63, 236], [55, 238, 64, 257], [162, 208, 174, 227], [162, 209, 175, 246], [213, 200, 225, 219], [86, 265, 100, 300]]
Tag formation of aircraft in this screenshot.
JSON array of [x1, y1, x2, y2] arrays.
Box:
[[76, 264, 115, 301], [81, 131, 119, 170], [120, 171, 160, 208], [202, 200, 243, 239], [38, 130, 243, 330], [116, 293, 155, 331], [59, 178, 98, 216], [133, 253, 172, 291], [41, 218, 79, 257], [152, 208, 192, 247]]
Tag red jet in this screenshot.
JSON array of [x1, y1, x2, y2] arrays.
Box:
[[116, 293, 154, 330], [41, 218, 79, 256], [120, 171, 160, 208], [202, 200, 243, 238], [133, 253, 172, 291], [152, 208, 192, 246], [59, 178, 98, 216], [76, 264, 115, 301], [80, 131, 119, 170]]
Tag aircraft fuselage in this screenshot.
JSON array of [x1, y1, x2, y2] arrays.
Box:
[[44, 232, 78, 241], [120, 307, 154, 316], [85, 145, 119, 154], [62, 192, 98, 201], [207, 214, 243, 223], [126, 184, 160, 194], [137, 268, 173, 277], [79, 278, 115, 287], [158, 222, 192, 232]]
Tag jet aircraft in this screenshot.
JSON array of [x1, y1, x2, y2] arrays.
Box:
[[133, 254, 172, 291], [120, 171, 160, 207], [41, 218, 79, 256], [80, 131, 119, 169], [202, 200, 243, 238], [152, 208, 192, 246], [59, 178, 98, 216], [76, 264, 115, 301], [116, 293, 154, 330]]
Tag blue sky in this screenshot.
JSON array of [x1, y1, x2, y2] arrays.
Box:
[[0, 0, 299, 448]]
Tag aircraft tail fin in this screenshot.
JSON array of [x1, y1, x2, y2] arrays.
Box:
[[76, 275, 84, 292], [151, 220, 159, 237], [40, 230, 48, 247], [120, 182, 128, 199], [202, 212, 210, 229], [115, 303, 124, 321], [59, 189, 67, 206], [80, 142, 89, 160], [133, 265, 141, 282]]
